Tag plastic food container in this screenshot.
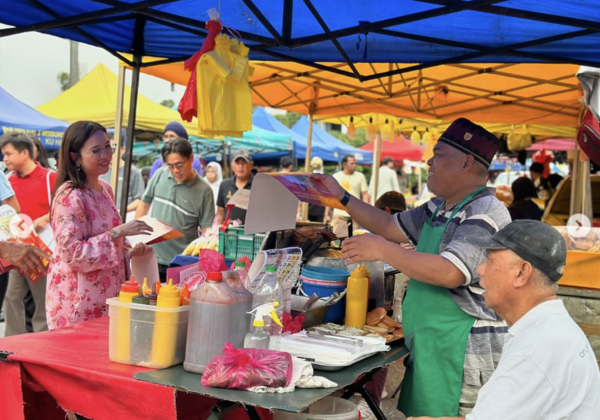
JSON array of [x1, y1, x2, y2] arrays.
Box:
[[301, 266, 350, 281], [273, 397, 359, 420], [300, 275, 348, 287], [107, 297, 190, 369]]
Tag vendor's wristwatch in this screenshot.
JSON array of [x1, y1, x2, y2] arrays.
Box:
[[339, 191, 351, 206]]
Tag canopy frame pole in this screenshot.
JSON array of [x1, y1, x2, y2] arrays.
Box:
[[372, 134, 382, 205], [110, 65, 127, 200], [222, 141, 229, 179], [301, 113, 314, 221], [120, 17, 145, 220]]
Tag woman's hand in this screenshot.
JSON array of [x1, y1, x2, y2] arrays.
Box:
[[130, 242, 152, 257], [113, 220, 153, 238]]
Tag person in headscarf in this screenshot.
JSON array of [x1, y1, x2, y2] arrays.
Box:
[[508, 177, 543, 221], [204, 161, 223, 212]]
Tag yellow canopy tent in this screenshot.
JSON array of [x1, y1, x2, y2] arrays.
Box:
[[37, 64, 199, 135]]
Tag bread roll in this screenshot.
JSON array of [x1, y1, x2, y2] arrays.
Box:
[[393, 327, 404, 337], [363, 325, 390, 334], [381, 315, 402, 329], [366, 308, 386, 326]]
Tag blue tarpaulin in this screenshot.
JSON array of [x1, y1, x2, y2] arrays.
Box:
[[292, 116, 373, 164], [0, 86, 69, 151], [0, 1, 598, 73], [252, 107, 339, 162]]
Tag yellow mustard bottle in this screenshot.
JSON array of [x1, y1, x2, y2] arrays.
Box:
[[115, 276, 140, 363], [345, 266, 369, 328], [150, 279, 180, 367]]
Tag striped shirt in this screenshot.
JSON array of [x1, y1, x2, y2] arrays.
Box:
[[395, 187, 511, 396], [142, 168, 215, 266]]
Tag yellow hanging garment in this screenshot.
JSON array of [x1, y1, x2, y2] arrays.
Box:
[[196, 34, 253, 138]]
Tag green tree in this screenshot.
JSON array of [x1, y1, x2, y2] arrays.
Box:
[[274, 112, 302, 128], [56, 72, 70, 91], [328, 129, 368, 148], [160, 99, 175, 109]]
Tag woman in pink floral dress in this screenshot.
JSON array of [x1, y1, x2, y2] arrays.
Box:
[[46, 121, 153, 330]]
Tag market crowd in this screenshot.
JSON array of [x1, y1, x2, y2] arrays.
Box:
[[0, 117, 598, 419]]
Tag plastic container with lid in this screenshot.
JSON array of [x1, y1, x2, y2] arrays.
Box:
[[107, 297, 189, 369], [184, 271, 252, 374], [273, 397, 359, 420]]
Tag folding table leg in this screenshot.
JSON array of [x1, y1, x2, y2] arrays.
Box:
[[341, 367, 387, 420]]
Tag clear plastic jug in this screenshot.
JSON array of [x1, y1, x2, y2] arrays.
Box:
[[184, 271, 251, 374]]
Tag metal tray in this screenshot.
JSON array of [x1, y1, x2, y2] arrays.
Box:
[[311, 351, 383, 371]]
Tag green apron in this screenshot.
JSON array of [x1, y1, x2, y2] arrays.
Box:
[[398, 187, 485, 417]]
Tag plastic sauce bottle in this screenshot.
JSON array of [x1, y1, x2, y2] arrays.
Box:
[[142, 277, 152, 296], [223, 271, 253, 342], [115, 276, 140, 363], [252, 266, 284, 350], [180, 284, 191, 306], [184, 272, 249, 374], [150, 279, 180, 367], [345, 266, 370, 328]]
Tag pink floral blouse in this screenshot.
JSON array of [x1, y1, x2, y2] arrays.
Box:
[[46, 180, 127, 330]]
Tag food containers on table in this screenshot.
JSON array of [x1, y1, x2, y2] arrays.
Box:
[[107, 297, 189, 369], [299, 266, 349, 323]]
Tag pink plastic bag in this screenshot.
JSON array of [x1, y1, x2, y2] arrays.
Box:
[[201, 343, 293, 390]]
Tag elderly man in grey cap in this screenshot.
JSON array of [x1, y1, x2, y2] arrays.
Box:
[[410, 220, 600, 420], [216, 149, 254, 225]]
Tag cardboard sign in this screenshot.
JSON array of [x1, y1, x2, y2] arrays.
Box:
[[245, 173, 344, 234], [127, 216, 184, 246]]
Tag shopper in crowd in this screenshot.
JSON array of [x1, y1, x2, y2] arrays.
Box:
[[47, 121, 153, 330], [308, 156, 326, 222], [136, 138, 214, 282], [99, 143, 145, 213], [369, 156, 401, 201], [547, 173, 564, 191], [315, 119, 511, 416], [0, 169, 20, 324], [375, 191, 407, 215], [141, 166, 151, 188], [409, 220, 600, 420], [0, 133, 57, 335], [30, 136, 53, 170], [149, 122, 203, 178], [508, 177, 543, 221], [205, 161, 223, 213], [216, 149, 254, 225], [279, 156, 294, 173], [324, 154, 369, 237], [529, 162, 551, 201]]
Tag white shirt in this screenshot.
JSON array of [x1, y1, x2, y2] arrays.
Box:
[[368, 165, 400, 201], [467, 299, 600, 420]]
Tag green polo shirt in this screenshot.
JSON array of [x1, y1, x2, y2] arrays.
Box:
[[142, 168, 215, 265]]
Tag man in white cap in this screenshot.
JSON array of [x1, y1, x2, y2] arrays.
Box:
[[308, 156, 325, 222]]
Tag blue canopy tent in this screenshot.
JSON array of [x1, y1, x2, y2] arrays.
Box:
[[292, 115, 373, 165], [0, 85, 69, 152], [3, 0, 595, 215], [132, 125, 293, 166], [252, 107, 338, 162]]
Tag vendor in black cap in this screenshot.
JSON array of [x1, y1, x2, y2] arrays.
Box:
[[410, 220, 600, 420], [216, 149, 254, 225], [315, 118, 511, 417]]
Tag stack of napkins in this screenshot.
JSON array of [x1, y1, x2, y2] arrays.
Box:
[[280, 332, 390, 366]]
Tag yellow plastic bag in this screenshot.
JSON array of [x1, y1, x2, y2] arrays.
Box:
[[507, 124, 532, 151]]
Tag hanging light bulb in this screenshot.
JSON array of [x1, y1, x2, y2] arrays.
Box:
[[366, 117, 377, 142], [381, 118, 393, 142], [411, 126, 421, 145], [347, 116, 357, 140]]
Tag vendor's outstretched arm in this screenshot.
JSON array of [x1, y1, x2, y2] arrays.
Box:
[[313, 174, 408, 243], [342, 237, 465, 289]]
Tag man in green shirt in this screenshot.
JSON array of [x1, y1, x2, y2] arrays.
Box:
[[135, 138, 215, 281]]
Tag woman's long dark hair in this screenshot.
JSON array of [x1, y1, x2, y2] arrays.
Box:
[[53, 121, 107, 198], [28, 136, 52, 169]]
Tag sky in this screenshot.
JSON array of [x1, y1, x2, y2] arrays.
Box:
[[0, 24, 186, 109]]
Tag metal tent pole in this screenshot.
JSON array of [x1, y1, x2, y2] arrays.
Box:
[[111, 65, 126, 202], [301, 113, 314, 221], [372, 134, 382, 204]]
